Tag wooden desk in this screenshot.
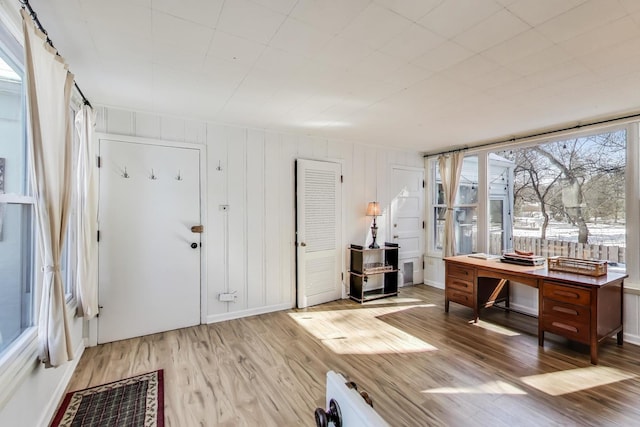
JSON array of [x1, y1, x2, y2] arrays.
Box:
[[444, 255, 627, 364]]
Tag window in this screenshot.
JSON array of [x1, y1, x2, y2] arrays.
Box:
[[429, 127, 628, 271], [61, 105, 80, 301], [432, 155, 478, 254], [492, 129, 626, 269], [0, 24, 33, 355]]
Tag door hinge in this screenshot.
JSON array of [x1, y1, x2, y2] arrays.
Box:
[[340, 175, 343, 183], [422, 221, 425, 229], [423, 260, 425, 269], [97, 156, 101, 168], [341, 272, 344, 280], [422, 179, 425, 188], [97, 230, 101, 242]]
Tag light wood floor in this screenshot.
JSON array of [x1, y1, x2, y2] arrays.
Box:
[[63, 285, 640, 426]]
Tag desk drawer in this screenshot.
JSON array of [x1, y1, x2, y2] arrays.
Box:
[[541, 315, 590, 344], [446, 289, 473, 308], [542, 299, 590, 324], [543, 282, 591, 306], [448, 264, 474, 281], [447, 277, 473, 293]]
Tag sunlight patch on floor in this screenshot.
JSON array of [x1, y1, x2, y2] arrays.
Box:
[[520, 366, 636, 396], [289, 305, 438, 355], [423, 380, 527, 395], [362, 297, 427, 305], [470, 319, 521, 337]]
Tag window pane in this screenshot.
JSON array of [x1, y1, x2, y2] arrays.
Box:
[[0, 203, 33, 354], [0, 28, 32, 355], [456, 156, 478, 205], [493, 129, 626, 269], [489, 199, 504, 255], [455, 207, 477, 254]]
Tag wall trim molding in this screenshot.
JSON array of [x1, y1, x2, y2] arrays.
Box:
[[38, 340, 85, 427], [206, 303, 294, 324]]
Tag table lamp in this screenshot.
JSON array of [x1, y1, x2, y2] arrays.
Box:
[[366, 201, 381, 249]]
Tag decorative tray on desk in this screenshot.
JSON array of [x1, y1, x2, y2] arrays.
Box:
[[548, 257, 607, 276]]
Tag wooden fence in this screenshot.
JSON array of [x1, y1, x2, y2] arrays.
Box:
[[512, 236, 626, 264]]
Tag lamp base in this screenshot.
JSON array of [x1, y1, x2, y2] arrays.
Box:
[[369, 223, 379, 249]]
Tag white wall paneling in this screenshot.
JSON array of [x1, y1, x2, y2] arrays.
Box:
[[206, 124, 229, 316], [246, 129, 265, 309], [95, 106, 424, 322], [227, 127, 249, 312]]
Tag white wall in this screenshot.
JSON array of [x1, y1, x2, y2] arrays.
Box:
[[0, 317, 84, 427], [95, 106, 424, 322]]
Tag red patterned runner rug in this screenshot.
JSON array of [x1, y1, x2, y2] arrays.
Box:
[[51, 370, 164, 427]]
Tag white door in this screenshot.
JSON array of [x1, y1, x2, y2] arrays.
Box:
[[98, 138, 201, 343], [296, 159, 342, 308], [390, 167, 425, 285]]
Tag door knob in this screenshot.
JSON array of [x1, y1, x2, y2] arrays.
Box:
[[191, 242, 198, 249], [300, 242, 307, 247], [393, 235, 399, 239]]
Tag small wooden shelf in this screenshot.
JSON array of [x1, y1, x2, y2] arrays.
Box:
[[349, 243, 399, 304], [351, 289, 399, 303]]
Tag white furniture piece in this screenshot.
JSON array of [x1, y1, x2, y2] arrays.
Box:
[[315, 371, 390, 427]]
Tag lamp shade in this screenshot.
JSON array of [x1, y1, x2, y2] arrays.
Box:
[[366, 201, 381, 216]]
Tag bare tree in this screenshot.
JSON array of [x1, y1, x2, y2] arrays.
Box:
[[508, 130, 626, 245]]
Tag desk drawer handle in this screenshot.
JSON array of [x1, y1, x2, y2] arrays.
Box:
[[452, 279, 471, 290], [552, 306, 578, 316], [452, 292, 468, 301], [553, 290, 580, 299], [552, 322, 578, 333]]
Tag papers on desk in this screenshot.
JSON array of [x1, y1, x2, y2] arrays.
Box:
[[501, 252, 545, 266], [467, 253, 500, 260]]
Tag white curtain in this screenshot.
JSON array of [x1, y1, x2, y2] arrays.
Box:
[[75, 106, 99, 318], [438, 152, 465, 258], [22, 9, 75, 368]]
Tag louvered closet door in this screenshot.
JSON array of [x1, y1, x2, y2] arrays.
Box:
[[296, 159, 342, 308]]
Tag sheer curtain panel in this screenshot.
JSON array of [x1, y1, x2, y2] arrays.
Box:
[[22, 9, 75, 367], [438, 152, 464, 258], [75, 105, 98, 318]]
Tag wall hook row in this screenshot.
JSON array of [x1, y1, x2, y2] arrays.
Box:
[[121, 166, 130, 179], [176, 170, 183, 181], [150, 168, 158, 180]]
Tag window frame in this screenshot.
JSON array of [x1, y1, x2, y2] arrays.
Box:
[[0, 12, 40, 407]]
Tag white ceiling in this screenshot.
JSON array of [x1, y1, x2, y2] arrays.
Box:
[[26, 0, 640, 153]]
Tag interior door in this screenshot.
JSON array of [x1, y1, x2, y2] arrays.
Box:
[[296, 159, 342, 308], [98, 138, 201, 343], [390, 167, 425, 285]]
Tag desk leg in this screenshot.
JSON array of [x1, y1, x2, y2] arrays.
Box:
[[538, 331, 544, 347], [617, 330, 624, 345], [445, 297, 449, 313], [590, 345, 598, 365]]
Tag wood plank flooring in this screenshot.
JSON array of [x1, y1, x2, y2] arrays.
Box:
[[62, 285, 640, 426]]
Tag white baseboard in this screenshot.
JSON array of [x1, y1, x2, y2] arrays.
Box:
[[623, 332, 640, 346], [507, 302, 538, 316], [38, 340, 85, 427], [423, 280, 444, 290], [206, 303, 293, 324]]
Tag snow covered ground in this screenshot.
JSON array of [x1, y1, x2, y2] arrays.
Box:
[[513, 220, 626, 247]]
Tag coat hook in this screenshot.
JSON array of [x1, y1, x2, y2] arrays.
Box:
[[150, 168, 157, 180], [121, 167, 130, 178], [216, 160, 222, 171], [176, 170, 182, 181]]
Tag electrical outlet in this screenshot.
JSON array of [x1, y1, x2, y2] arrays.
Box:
[[219, 293, 236, 302]]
